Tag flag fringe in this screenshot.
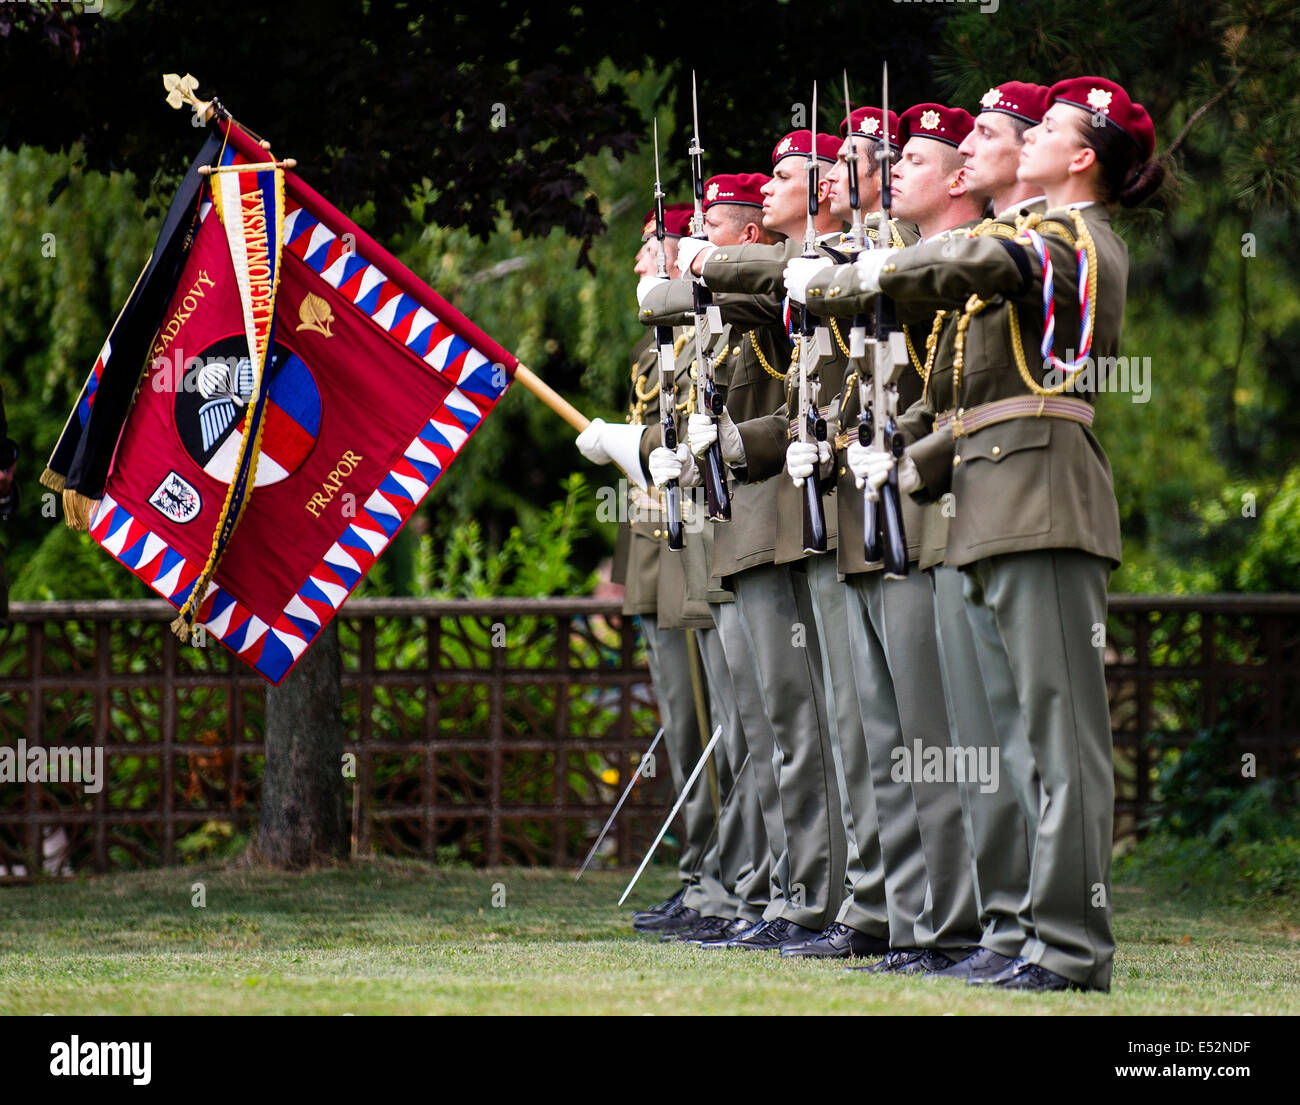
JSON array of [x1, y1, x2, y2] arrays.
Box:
[[62, 490, 96, 531], [39, 468, 66, 493]]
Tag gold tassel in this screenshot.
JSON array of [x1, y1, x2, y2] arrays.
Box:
[[39, 468, 66, 493], [170, 614, 193, 642], [61, 490, 97, 532]]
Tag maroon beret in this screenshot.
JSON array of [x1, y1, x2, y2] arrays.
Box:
[[1049, 76, 1156, 162], [898, 103, 975, 148], [659, 202, 694, 238], [703, 172, 769, 210], [642, 201, 693, 237], [771, 130, 841, 167], [976, 81, 1052, 125], [839, 107, 901, 150]]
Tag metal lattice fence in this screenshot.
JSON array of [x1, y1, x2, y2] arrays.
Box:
[[1, 594, 1298, 874]]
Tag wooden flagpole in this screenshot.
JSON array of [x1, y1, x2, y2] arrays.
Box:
[[512, 365, 590, 432]]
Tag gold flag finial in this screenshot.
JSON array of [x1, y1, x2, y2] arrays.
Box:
[[162, 73, 217, 122]]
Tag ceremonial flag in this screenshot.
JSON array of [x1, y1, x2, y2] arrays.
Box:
[[49, 116, 518, 683]]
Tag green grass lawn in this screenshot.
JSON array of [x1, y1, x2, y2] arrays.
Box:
[[1, 860, 1297, 1015]]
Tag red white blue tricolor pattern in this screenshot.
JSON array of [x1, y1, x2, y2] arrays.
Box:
[[86, 119, 519, 683]]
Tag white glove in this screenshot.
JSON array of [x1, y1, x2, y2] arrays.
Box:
[[575, 418, 612, 465], [786, 439, 832, 488], [854, 247, 900, 294], [649, 443, 700, 489], [688, 409, 745, 465], [847, 441, 891, 496], [576, 419, 649, 490], [783, 256, 833, 304], [897, 455, 922, 496], [636, 275, 669, 308], [675, 235, 711, 280], [847, 443, 922, 499]]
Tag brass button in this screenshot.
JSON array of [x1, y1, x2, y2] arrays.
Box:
[[830, 285, 840, 295], [731, 345, 740, 356], [642, 308, 652, 315], [884, 263, 897, 273], [839, 466, 847, 477], [991, 445, 1001, 457], [653, 529, 662, 538], [956, 407, 965, 416], [953, 455, 962, 468]]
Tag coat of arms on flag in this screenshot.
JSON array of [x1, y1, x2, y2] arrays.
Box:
[[43, 89, 521, 684]]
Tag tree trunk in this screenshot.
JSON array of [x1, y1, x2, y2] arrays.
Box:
[[257, 621, 347, 867]]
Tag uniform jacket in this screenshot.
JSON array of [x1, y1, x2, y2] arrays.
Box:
[[874, 203, 1127, 569], [639, 276, 790, 581]]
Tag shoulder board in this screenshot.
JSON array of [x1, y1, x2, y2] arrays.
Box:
[[1032, 217, 1078, 250], [972, 220, 1020, 240]]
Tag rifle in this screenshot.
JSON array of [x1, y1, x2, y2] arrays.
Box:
[[857, 63, 909, 577], [797, 81, 829, 554], [686, 72, 731, 522], [652, 118, 684, 552]]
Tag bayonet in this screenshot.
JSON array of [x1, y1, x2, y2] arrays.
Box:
[[858, 62, 909, 576], [653, 118, 684, 551], [687, 71, 732, 522], [798, 80, 828, 554]]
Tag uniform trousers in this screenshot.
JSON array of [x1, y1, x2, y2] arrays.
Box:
[[730, 562, 847, 931], [639, 614, 727, 914], [842, 570, 980, 952], [804, 552, 889, 940], [931, 565, 1033, 957], [960, 550, 1115, 989]]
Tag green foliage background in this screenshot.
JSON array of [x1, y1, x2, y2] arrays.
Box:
[[3, 6, 1300, 600]]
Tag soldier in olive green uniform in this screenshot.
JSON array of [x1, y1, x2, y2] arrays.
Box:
[[645, 142, 852, 949], [892, 82, 1051, 981], [788, 103, 986, 972], [644, 317, 776, 938], [576, 208, 728, 930], [852, 77, 1165, 991], [635, 173, 801, 942], [805, 93, 1049, 977], [678, 135, 894, 958]]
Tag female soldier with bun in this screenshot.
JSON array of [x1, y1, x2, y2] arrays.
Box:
[[848, 76, 1164, 992]]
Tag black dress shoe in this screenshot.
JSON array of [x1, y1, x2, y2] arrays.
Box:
[[633, 905, 699, 934], [780, 921, 892, 959], [845, 947, 955, 974], [661, 915, 734, 942], [632, 887, 685, 923], [929, 946, 1017, 980], [699, 918, 767, 949], [730, 916, 820, 950], [991, 958, 1072, 991], [691, 916, 756, 946]]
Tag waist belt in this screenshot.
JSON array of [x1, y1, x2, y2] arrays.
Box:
[[629, 485, 665, 513], [935, 395, 1095, 438], [630, 484, 695, 524]]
